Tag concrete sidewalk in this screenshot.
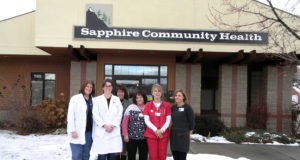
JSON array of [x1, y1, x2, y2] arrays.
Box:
[[186, 142, 300, 160]]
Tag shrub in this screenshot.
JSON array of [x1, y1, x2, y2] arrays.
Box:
[[222, 127, 247, 144], [291, 107, 300, 138], [36, 94, 68, 129], [222, 128, 296, 144], [0, 121, 15, 130], [0, 75, 68, 135], [16, 111, 49, 135], [274, 135, 295, 144], [247, 105, 267, 129], [194, 114, 227, 137]]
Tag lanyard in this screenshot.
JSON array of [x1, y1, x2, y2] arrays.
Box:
[[151, 102, 165, 114]]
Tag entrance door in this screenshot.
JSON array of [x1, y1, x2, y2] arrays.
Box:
[[105, 64, 168, 99], [113, 75, 158, 99]]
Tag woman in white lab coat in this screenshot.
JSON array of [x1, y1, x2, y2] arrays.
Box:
[[92, 79, 123, 160], [67, 80, 95, 160]]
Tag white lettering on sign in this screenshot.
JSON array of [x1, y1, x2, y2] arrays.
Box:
[[76, 27, 267, 44]]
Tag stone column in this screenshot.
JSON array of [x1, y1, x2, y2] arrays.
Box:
[[175, 64, 201, 114], [70, 61, 97, 97], [70, 61, 82, 96], [190, 64, 201, 114], [265, 66, 293, 133], [218, 64, 247, 127]]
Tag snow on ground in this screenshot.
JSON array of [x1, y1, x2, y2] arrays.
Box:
[[190, 132, 299, 146], [0, 129, 297, 160], [190, 134, 233, 143], [0, 130, 69, 160]]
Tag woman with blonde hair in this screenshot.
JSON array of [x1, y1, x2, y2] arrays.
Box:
[[143, 84, 171, 160]]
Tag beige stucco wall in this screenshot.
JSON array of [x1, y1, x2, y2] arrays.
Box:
[[0, 12, 48, 55], [1, 0, 299, 55], [34, 0, 300, 53]]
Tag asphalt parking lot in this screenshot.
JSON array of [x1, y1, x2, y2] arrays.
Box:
[[187, 142, 300, 160]]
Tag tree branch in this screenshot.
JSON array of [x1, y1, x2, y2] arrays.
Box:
[[266, 0, 300, 40]]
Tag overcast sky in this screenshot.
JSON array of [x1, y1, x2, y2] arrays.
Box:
[[0, 0, 299, 21], [257, 0, 300, 15], [0, 0, 35, 21]]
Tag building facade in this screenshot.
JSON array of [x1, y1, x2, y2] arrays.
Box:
[[0, 0, 299, 133]]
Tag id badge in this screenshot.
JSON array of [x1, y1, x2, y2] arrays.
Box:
[[155, 112, 161, 116], [138, 113, 144, 117], [178, 108, 184, 112]]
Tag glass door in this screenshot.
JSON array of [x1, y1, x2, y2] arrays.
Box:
[[113, 75, 158, 100], [105, 64, 168, 100]]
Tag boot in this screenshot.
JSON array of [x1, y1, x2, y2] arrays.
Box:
[[121, 155, 127, 160], [115, 153, 121, 160]]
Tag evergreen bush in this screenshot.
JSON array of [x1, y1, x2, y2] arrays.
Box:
[[194, 114, 227, 137], [247, 106, 267, 129]]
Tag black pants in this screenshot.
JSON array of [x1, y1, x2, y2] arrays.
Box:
[[171, 150, 187, 160], [127, 139, 148, 160]]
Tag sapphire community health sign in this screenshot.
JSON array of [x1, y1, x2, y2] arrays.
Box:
[[74, 6, 268, 44], [74, 27, 267, 44]]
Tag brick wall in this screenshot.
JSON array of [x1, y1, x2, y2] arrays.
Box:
[[0, 56, 70, 121]]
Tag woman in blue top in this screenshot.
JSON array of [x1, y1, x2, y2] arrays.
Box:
[[67, 80, 95, 160]]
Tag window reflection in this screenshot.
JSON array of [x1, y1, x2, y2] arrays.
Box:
[[105, 65, 112, 75], [45, 73, 55, 80], [142, 79, 158, 85], [31, 73, 56, 106], [160, 78, 167, 85], [114, 65, 159, 76], [104, 64, 168, 99], [160, 66, 168, 76], [116, 80, 139, 85]]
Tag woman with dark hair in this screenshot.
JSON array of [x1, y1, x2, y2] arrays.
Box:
[[92, 79, 123, 160], [170, 89, 195, 160], [115, 84, 132, 160], [67, 80, 95, 160], [116, 84, 129, 102], [116, 84, 133, 110], [122, 91, 148, 160]]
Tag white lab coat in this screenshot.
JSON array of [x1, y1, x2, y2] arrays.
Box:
[[67, 94, 92, 144], [91, 94, 123, 154]]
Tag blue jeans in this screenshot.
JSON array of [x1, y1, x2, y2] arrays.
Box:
[[98, 153, 115, 160], [70, 131, 93, 160]]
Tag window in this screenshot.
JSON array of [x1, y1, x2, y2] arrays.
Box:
[[31, 73, 56, 106], [201, 63, 219, 112], [104, 64, 168, 99]]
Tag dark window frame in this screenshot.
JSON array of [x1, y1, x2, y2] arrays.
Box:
[[104, 64, 168, 98], [31, 72, 56, 106]]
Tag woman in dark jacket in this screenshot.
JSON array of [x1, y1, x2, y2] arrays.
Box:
[[170, 89, 195, 160]]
